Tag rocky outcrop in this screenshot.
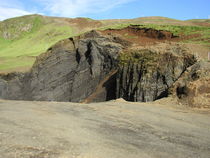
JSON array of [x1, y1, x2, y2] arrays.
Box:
[[0, 31, 124, 102], [0, 73, 24, 99], [171, 61, 210, 108], [116, 48, 196, 102], [0, 28, 207, 106]]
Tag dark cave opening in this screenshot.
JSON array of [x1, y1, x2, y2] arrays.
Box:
[[103, 72, 117, 101], [156, 90, 169, 100], [176, 86, 188, 99]]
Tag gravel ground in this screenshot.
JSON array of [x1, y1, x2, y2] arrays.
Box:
[[0, 99, 210, 158]]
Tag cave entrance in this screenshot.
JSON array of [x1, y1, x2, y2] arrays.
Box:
[[176, 86, 188, 99], [104, 72, 117, 101]]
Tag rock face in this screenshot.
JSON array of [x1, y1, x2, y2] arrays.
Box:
[[0, 31, 123, 102], [116, 49, 196, 102], [172, 61, 210, 108], [0, 27, 207, 106], [0, 73, 25, 99]]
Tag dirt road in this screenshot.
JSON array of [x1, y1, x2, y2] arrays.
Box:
[[0, 99, 210, 158]]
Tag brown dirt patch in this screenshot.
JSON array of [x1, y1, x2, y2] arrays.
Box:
[[100, 26, 176, 46], [184, 43, 210, 60], [66, 18, 102, 30], [82, 70, 118, 104], [100, 26, 201, 46], [191, 22, 210, 27]]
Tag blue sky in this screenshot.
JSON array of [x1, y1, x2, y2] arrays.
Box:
[[0, 0, 209, 21]]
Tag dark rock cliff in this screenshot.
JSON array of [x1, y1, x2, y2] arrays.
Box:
[[0, 31, 124, 102], [116, 49, 196, 102], [0, 28, 203, 104]]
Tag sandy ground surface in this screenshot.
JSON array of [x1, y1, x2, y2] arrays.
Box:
[[0, 99, 210, 158]]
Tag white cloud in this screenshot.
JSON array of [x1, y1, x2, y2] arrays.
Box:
[[0, 0, 136, 20], [0, 7, 32, 21], [35, 0, 135, 17]]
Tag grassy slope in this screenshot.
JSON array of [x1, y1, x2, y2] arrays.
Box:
[[0, 15, 209, 72], [0, 15, 74, 71], [186, 19, 210, 23]]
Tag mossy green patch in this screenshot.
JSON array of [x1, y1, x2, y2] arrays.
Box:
[[119, 49, 159, 74]]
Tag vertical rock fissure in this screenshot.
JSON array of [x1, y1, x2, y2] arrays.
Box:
[[85, 42, 93, 75], [76, 49, 81, 64], [85, 42, 93, 66]]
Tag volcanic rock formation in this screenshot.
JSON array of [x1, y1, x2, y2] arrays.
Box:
[[0, 30, 122, 102], [116, 49, 196, 102], [0, 26, 208, 107]]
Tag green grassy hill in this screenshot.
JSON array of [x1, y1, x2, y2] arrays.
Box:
[[0, 14, 209, 72], [0, 15, 74, 71], [0, 14, 102, 72]]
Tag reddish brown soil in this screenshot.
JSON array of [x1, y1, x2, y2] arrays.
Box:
[[66, 18, 102, 30], [82, 70, 118, 103], [191, 22, 210, 27], [100, 26, 201, 46]]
